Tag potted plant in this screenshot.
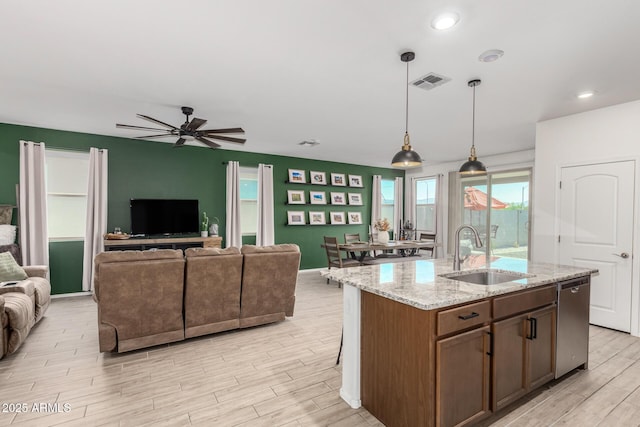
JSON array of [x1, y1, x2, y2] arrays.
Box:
[[374, 218, 391, 244]]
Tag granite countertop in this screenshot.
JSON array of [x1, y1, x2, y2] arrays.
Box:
[[322, 256, 598, 310]]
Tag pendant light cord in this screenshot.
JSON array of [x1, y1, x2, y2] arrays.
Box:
[[405, 60, 409, 134], [471, 83, 476, 149]]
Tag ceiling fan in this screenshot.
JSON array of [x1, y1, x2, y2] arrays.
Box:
[[116, 106, 245, 149]]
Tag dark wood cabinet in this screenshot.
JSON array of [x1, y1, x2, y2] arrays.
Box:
[[492, 302, 556, 411], [492, 314, 528, 410], [360, 283, 559, 427], [528, 306, 556, 389], [436, 326, 491, 427]]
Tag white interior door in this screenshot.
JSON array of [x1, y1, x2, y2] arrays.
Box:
[[559, 161, 635, 332]]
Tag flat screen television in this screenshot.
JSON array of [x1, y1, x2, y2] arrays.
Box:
[[130, 199, 199, 236]]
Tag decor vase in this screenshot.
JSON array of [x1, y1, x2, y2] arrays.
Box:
[[377, 230, 389, 244]]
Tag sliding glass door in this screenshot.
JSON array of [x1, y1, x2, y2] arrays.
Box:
[[454, 168, 531, 259]]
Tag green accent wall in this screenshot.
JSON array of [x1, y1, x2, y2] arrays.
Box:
[[0, 122, 403, 294]]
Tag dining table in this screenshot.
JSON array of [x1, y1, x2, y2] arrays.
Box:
[[336, 240, 437, 262]]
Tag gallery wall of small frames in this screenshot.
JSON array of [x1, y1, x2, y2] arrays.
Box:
[[286, 169, 365, 225]]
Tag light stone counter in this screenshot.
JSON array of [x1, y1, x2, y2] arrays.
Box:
[[323, 256, 598, 310], [324, 256, 598, 409]]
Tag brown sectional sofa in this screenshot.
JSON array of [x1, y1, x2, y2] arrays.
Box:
[[94, 244, 301, 353], [0, 265, 52, 358]]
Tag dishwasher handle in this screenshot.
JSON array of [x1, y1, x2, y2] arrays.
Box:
[[558, 276, 590, 290]]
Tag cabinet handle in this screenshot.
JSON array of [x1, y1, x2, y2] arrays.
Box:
[[486, 331, 494, 356], [458, 312, 480, 320], [526, 318, 534, 340], [532, 317, 538, 339]]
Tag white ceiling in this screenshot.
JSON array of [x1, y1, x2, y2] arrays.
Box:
[[2, 0, 640, 168]]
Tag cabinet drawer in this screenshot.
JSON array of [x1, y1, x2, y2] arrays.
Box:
[[437, 300, 491, 336], [493, 285, 556, 320]]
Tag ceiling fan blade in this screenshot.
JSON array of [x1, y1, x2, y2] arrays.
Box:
[[201, 127, 245, 134], [207, 134, 246, 144], [134, 133, 175, 139], [116, 123, 169, 132], [195, 137, 221, 149], [174, 138, 186, 147], [185, 117, 207, 132], [136, 114, 179, 130]]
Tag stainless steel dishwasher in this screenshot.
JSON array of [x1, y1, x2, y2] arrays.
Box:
[[555, 275, 591, 378]]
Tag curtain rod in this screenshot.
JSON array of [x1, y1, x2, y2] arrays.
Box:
[[21, 141, 105, 153]]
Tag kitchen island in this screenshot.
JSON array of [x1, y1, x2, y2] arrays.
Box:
[[323, 256, 597, 427]]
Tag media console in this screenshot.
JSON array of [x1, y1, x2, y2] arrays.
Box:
[[104, 236, 222, 251]]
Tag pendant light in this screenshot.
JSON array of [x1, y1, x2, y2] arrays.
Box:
[[391, 51, 422, 168], [459, 79, 487, 175]]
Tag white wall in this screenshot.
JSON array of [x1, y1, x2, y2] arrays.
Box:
[[533, 99, 640, 262], [405, 149, 534, 255], [534, 99, 640, 336]]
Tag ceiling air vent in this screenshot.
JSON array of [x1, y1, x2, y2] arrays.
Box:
[[410, 72, 451, 91]]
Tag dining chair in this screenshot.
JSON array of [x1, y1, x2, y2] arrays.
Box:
[[323, 236, 361, 287], [344, 233, 373, 262], [419, 232, 437, 258]]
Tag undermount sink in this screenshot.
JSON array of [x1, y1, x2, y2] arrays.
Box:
[[440, 269, 533, 285]]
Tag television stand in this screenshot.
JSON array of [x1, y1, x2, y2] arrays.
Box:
[[104, 235, 222, 252]]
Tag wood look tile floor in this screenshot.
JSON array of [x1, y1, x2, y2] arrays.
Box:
[[0, 271, 639, 426]]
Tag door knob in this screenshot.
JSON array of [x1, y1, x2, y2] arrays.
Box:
[[613, 252, 630, 259]]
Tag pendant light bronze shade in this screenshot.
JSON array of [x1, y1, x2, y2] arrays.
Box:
[[459, 79, 487, 176], [391, 51, 422, 168]]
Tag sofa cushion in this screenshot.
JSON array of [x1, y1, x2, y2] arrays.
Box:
[[2, 292, 34, 354], [0, 225, 16, 245], [184, 246, 240, 257], [0, 252, 28, 282]]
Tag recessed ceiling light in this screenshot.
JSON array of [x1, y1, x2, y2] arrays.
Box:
[[577, 91, 594, 99], [431, 12, 459, 30], [478, 49, 504, 63]]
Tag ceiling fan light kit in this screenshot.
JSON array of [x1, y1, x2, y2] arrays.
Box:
[[459, 79, 487, 176], [116, 106, 246, 149], [391, 51, 423, 168]]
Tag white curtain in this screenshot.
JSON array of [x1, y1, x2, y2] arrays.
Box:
[[82, 148, 108, 291], [225, 161, 242, 248], [435, 174, 444, 258], [256, 163, 274, 246], [393, 177, 404, 235], [19, 141, 49, 267], [370, 175, 382, 240]]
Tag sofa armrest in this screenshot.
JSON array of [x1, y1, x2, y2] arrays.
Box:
[[0, 281, 35, 297], [23, 265, 48, 278]]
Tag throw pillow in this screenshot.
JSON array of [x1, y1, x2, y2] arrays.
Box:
[[0, 206, 12, 224], [0, 224, 17, 245], [0, 252, 28, 282]]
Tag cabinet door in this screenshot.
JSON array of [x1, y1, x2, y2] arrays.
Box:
[[491, 314, 528, 411], [436, 326, 491, 427], [528, 306, 556, 389]]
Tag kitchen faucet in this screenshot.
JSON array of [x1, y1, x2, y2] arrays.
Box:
[[453, 225, 484, 271]]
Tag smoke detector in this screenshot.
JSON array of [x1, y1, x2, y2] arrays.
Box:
[[478, 49, 504, 63], [410, 72, 452, 91], [298, 139, 320, 147]]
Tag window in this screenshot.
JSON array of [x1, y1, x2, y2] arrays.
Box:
[[415, 177, 437, 232], [45, 149, 90, 240], [239, 167, 258, 235], [381, 179, 395, 232], [452, 168, 531, 259]]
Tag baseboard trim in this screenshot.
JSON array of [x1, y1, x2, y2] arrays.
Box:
[[51, 291, 92, 299]]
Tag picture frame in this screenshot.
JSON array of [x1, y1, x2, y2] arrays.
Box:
[[287, 190, 306, 204], [330, 173, 346, 186], [309, 211, 326, 225], [348, 193, 363, 205], [288, 169, 306, 184], [330, 211, 346, 225], [330, 192, 346, 205], [287, 211, 306, 225], [348, 174, 363, 187], [348, 212, 363, 224], [309, 171, 327, 185], [309, 191, 327, 205]]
